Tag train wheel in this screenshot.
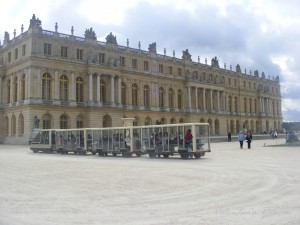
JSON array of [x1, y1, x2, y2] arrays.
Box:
[[163, 153, 169, 158], [149, 152, 156, 158], [136, 152, 142, 157], [32, 150, 38, 153], [193, 152, 201, 159], [112, 153, 117, 157], [180, 153, 189, 160]]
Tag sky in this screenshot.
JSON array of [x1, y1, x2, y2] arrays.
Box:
[[1, 0, 299, 122]]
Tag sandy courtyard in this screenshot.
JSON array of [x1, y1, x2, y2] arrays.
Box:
[[0, 138, 299, 225]]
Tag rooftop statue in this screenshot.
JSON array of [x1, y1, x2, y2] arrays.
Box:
[[236, 64, 241, 73], [211, 56, 219, 67], [106, 32, 117, 45], [29, 14, 42, 28], [85, 27, 97, 40], [254, 70, 259, 77], [4, 31, 10, 42], [182, 49, 191, 60], [148, 42, 157, 54]]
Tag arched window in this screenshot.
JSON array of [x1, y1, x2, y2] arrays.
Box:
[[7, 79, 11, 103], [249, 99, 252, 113], [143, 85, 150, 107], [254, 99, 257, 113], [159, 87, 164, 108], [60, 115, 68, 129], [42, 73, 51, 100], [144, 117, 152, 125], [103, 115, 112, 127], [132, 83, 138, 106], [59, 75, 69, 101], [168, 88, 174, 108], [100, 79, 106, 103], [177, 89, 182, 108], [13, 77, 18, 102], [19, 114, 24, 135], [21, 74, 25, 100], [4, 116, 9, 135], [234, 97, 238, 112], [76, 77, 84, 102], [11, 115, 16, 135], [244, 98, 247, 113], [121, 82, 126, 105], [43, 114, 51, 129], [228, 96, 232, 112]]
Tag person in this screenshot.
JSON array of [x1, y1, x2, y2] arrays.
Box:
[[237, 131, 245, 149], [274, 130, 278, 138], [185, 129, 193, 144], [227, 131, 232, 142], [245, 131, 252, 149]]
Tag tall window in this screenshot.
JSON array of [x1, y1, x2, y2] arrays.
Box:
[[254, 99, 257, 113], [61, 46, 68, 58], [21, 74, 25, 100], [7, 79, 11, 103], [244, 98, 247, 112], [229, 96, 232, 112], [100, 79, 106, 103], [99, 53, 105, 64], [60, 115, 68, 129], [178, 90, 182, 108], [22, 44, 26, 56], [13, 77, 18, 102], [76, 77, 84, 102], [178, 68, 182, 76], [168, 66, 173, 75], [77, 49, 83, 60], [8, 52, 11, 63], [42, 73, 51, 100], [132, 59, 137, 69], [144, 61, 149, 71], [77, 115, 83, 128], [43, 114, 51, 129], [44, 43, 52, 55], [4, 116, 9, 135], [15, 48, 18, 60], [121, 82, 126, 105], [143, 85, 150, 107], [159, 87, 164, 108], [19, 114, 24, 135], [132, 84, 138, 106], [234, 97, 238, 112], [59, 75, 69, 101], [169, 88, 174, 108], [249, 99, 253, 113], [11, 115, 16, 135], [120, 56, 125, 67], [159, 64, 164, 73]]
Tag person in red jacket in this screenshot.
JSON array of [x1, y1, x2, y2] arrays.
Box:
[[185, 129, 193, 144]]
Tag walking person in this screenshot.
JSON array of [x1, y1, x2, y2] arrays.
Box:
[[237, 131, 245, 149], [227, 131, 232, 142], [245, 131, 252, 149]]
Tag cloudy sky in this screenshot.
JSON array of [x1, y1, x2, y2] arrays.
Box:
[[1, 0, 299, 122]]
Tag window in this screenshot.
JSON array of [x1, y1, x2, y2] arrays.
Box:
[[21, 74, 25, 100], [121, 82, 126, 105], [169, 88, 174, 108], [243, 81, 246, 87], [60, 115, 68, 129], [234, 79, 237, 86], [143, 85, 150, 107], [120, 56, 125, 67], [13, 77, 18, 102], [61, 46, 68, 58], [248, 82, 251, 89], [15, 48, 18, 60], [144, 61, 149, 71], [11, 115, 16, 135], [19, 114, 24, 135], [77, 115, 83, 128], [44, 43, 52, 55], [8, 52, 11, 63], [42, 73, 51, 100], [132, 84, 138, 106], [228, 78, 231, 85], [168, 66, 173, 75], [159, 87, 164, 107], [22, 44, 26, 56], [59, 75, 69, 101], [178, 90, 182, 108], [43, 114, 51, 129], [100, 79, 106, 103], [178, 68, 182, 76], [7, 79, 11, 103], [159, 64, 164, 73], [77, 49, 83, 60], [132, 59, 137, 69], [76, 77, 84, 102], [99, 53, 105, 64]]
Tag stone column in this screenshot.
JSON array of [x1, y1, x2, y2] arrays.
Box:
[[210, 89, 213, 111], [0, 75, 2, 104], [54, 70, 59, 101], [96, 74, 101, 103], [195, 87, 198, 109], [118, 76, 122, 105], [187, 86, 191, 109], [217, 91, 220, 111], [202, 88, 206, 111], [110, 75, 115, 105], [88, 73, 93, 102]]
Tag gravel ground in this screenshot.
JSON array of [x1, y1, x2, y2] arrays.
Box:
[[0, 138, 299, 225]]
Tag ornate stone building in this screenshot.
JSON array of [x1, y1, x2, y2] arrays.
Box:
[[0, 15, 283, 144]]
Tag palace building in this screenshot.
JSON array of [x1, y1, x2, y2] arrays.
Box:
[[0, 14, 283, 144]]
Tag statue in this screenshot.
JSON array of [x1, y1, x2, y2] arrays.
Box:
[[34, 116, 40, 128], [182, 49, 191, 60], [85, 27, 97, 40], [105, 32, 117, 45], [236, 64, 241, 73], [4, 32, 10, 43], [29, 14, 42, 29], [211, 56, 219, 67], [262, 72, 266, 79], [148, 42, 157, 54], [254, 70, 259, 77]]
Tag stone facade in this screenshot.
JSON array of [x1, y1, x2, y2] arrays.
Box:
[[0, 15, 283, 144]]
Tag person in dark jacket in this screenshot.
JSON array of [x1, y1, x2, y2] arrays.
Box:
[[245, 130, 252, 149], [227, 131, 232, 142]]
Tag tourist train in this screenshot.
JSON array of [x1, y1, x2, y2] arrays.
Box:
[[30, 122, 211, 159]]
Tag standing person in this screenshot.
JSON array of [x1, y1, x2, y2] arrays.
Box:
[[185, 129, 193, 143], [237, 131, 245, 149], [227, 131, 232, 142], [245, 131, 252, 149]]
